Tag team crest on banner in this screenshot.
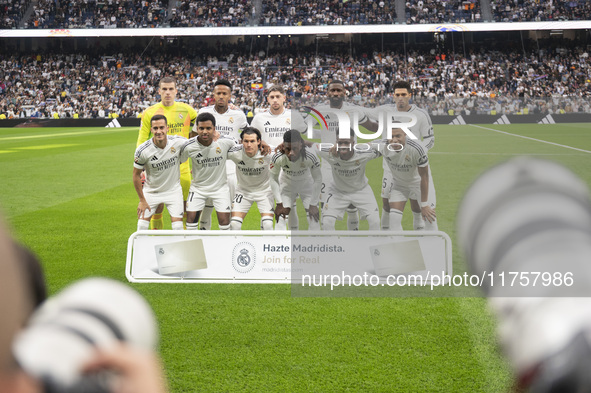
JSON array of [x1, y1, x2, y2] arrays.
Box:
[[232, 242, 256, 273]]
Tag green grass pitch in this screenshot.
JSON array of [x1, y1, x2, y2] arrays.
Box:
[[1, 123, 590, 392]]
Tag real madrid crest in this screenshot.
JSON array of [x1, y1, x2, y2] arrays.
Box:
[[258, 158, 264, 165], [216, 147, 221, 154], [179, 113, 183, 119], [229, 117, 234, 124], [405, 155, 410, 162], [286, 118, 291, 124], [170, 147, 176, 153], [232, 242, 256, 273]]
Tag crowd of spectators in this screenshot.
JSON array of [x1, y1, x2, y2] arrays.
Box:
[[491, 0, 591, 22], [0, 0, 30, 29], [407, 0, 481, 24], [0, 39, 589, 119], [9, 0, 591, 28], [25, 0, 168, 29]]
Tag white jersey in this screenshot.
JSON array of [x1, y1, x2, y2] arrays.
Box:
[[251, 108, 307, 148], [227, 146, 272, 193], [381, 139, 429, 186], [370, 104, 434, 150], [180, 136, 237, 193], [270, 148, 322, 205], [307, 102, 371, 144], [315, 145, 380, 193], [199, 105, 248, 176], [198, 106, 248, 140], [134, 135, 187, 193]]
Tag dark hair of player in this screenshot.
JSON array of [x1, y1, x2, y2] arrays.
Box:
[[328, 79, 346, 87], [267, 85, 285, 95], [159, 76, 176, 87], [393, 80, 412, 92], [151, 114, 167, 125], [283, 129, 307, 160], [196, 112, 216, 127], [240, 127, 262, 141], [214, 79, 232, 91]]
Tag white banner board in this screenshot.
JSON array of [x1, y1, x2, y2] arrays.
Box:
[[126, 230, 452, 285]]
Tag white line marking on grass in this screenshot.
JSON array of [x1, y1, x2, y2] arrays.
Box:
[[431, 152, 584, 156], [0, 128, 131, 142], [470, 125, 591, 154]]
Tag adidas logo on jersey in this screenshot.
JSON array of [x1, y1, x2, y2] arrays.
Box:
[[196, 153, 203, 158], [264, 121, 271, 126], [239, 161, 246, 165], [151, 156, 158, 161]]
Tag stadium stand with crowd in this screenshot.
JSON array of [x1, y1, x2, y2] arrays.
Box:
[[1, 0, 589, 28]]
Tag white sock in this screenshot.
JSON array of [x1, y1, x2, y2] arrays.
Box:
[[171, 221, 184, 231], [199, 205, 214, 230], [367, 214, 380, 230], [230, 217, 243, 230], [389, 209, 403, 231], [186, 222, 199, 230], [322, 215, 337, 231], [275, 216, 288, 231], [219, 224, 230, 230], [261, 217, 273, 230], [381, 209, 390, 230], [425, 218, 438, 231], [288, 209, 299, 230], [137, 220, 149, 231], [413, 212, 425, 230], [346, 208, 359, 230], [307, 214, 320, 231]]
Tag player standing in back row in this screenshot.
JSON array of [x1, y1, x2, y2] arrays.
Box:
[[197, 79, 248, 230], [251, 85, 308, 229]]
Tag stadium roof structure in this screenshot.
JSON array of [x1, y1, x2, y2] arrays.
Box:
[[0, 21, 589, 38]]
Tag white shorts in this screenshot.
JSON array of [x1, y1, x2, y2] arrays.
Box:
[[384, 165, 437, 208], [320, 165, 334, 204], [389, 183, 421, 203], [144, 188, 184, 219], [381, 165, 394, 199], [322, 185, 379, 221], [281, 181, 315, 208], [232, 187, 274, 214], [187, 185, 232, 213]]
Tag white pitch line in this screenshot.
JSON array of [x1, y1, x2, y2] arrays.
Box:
[[0, 127, 131, 141], [469, 124, 591, 154], [430, 152, 583, 156]]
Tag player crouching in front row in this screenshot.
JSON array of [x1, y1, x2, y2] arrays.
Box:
[[133, 114, 187, 231], [227, 127, 275, 230]]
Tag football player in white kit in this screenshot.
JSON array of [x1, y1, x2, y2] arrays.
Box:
[[270, 130, 322, 231], [381, 127, 436, 230], [197, 79, 248, 230], [306, 80, 377, 230], [251, 85, 307, 148], [315, 135, 381, 231], [227, 127, 275, 230], [370, 80, 437, 231], [133, 114, 187, 231], [251, 85, 308, 229], [180, 112, 238, 230]]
